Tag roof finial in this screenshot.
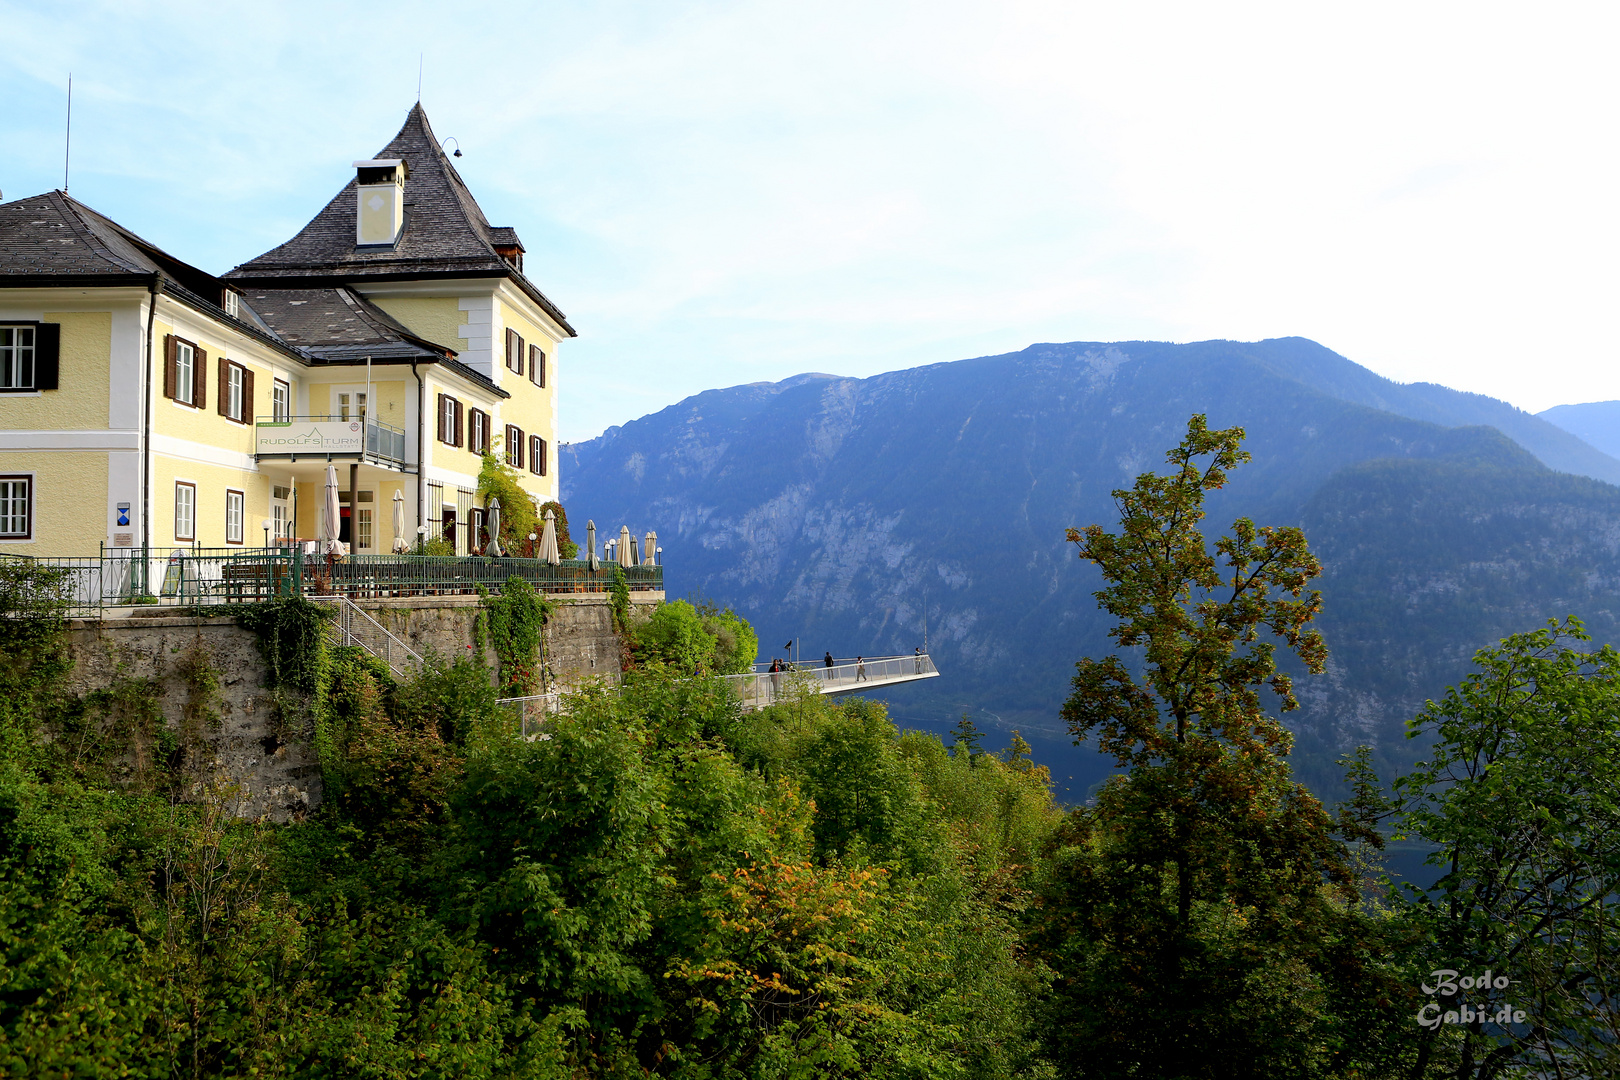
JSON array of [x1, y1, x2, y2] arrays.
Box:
[[417, 54, 423, 103]]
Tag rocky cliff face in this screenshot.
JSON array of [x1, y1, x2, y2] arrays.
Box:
[[563, 338, 1620, 799]]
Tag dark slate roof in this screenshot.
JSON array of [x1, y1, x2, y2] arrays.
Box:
[[2, 190, 203, 289], [226, 105, 574, 335], [0, 190, 310, 363], [488, 226, 522, 250], [242, 285, 507, 397]]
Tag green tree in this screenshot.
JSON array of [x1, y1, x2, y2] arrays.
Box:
[[476, 450, 539, 552], [1393, 618, 1620, 1078], [1038, 414, 1410, 1077]]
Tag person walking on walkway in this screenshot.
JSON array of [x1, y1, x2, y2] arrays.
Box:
[[769, 657, 782, 698], [914, 647, 924, 674], [855, 656, 866, 682], [824, 650, 834, 669]]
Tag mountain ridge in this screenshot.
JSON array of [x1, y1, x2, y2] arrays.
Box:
[[562, 338, 1620, 798]]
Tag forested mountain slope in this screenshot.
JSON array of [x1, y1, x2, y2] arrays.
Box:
[[562, 338, 1620, 798]]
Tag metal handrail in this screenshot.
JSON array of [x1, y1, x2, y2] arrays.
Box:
[[308, 594, 423, 678]]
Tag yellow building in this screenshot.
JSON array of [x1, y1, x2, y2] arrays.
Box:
[[0, 105, 573, 558]]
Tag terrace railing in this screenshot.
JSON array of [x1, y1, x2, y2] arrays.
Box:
[[0, 546, 662, 618], [307, 554, 662, 599]]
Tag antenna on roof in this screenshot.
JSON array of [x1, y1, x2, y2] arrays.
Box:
[[417, 54, 423, 103], [62, 74, 71, 192]]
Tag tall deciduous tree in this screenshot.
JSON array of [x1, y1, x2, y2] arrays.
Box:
[[1038, 415, 1412, 1077], [1394, 618, 1620, 1078]]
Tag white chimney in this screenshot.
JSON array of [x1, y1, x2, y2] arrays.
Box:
[[353, 159, 406, 246]]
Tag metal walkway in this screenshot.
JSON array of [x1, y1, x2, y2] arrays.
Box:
[[721, 653, 939, 711]]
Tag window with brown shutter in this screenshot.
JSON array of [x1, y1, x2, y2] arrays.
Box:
[[436, 393, 447, 443], [530, 435, 547, 475], [453, 399, 464, 447], [529, 343, 546, 387], [217, 356, 230, 416], [242, 368, 254, 424]]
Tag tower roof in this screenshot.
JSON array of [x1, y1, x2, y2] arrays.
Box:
[[227, 105, 574, 336]]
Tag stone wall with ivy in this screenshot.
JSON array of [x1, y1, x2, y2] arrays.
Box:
[[64, 615, 322, 820], [351, 594, 659, 690], [49, 593, 659, 819]]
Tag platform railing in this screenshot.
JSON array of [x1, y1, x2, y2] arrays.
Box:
[[723, 653, 938, 709]]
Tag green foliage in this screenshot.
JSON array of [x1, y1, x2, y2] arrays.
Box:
[[695, 597, 758, 675], [413, 534, 455, 556], [236, 595, 332, 696], [391, 654, 503, 748], [1392, 618, 1620, 1076], [479, 576, 554, 696], [477, 450, 539, 551], [537, 500, 579, 559], [633, 598, 758, 676]]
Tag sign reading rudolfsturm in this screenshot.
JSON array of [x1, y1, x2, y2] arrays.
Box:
[[257, 421, 364, 455]]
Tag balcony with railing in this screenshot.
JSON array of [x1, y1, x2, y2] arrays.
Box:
[[255, 415, 407, 468]]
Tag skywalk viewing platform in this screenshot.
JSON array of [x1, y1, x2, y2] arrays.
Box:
[[722, 653, 939, 711]]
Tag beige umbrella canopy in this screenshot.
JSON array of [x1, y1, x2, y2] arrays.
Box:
[[485, 497, 505, 557], [617, 524, 635, 567], [538, 508, 561, 565], [391, 490, 409, 553], [321, 465, 343, 556], [586, 519, 599, 570], [643, 531, 657, 566]]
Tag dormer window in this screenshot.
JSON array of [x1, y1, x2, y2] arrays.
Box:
[[495, 245, 523, 271], [223, 288, 240, 318], [354, 158, 407, 246]]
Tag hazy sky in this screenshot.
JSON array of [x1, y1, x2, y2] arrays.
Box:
[[4, 1, 1616, 440]]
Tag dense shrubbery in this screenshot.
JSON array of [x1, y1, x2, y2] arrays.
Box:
[[0, 592, 1059, 1077]]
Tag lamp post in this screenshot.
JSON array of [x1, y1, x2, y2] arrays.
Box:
[[655, 546, 662, 566], [528, 532, 537, 559], [262, 518, 271, 548], [417, 524, 428, 554]]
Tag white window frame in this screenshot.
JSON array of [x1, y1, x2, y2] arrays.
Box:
[[228, 364, 245, 422], [174, 482, 196, 542], [356, 506, 373, 551], [225, 489, 244, 545], [272, 380, 290, 422], [175, 341, 195, 405], [0, 326, 35, 391], [0, 475, 32, 539]]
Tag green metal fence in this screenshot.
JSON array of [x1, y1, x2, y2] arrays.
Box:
[[0, 546, 663, 618], [310, 554, 662, 599]]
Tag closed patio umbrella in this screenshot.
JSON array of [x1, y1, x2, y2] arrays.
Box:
[[321, 465, 342, 556], [617, 525, 635, 567], [586, 519, 599, 570], [538, 508, 561, 565], [643, 531, 656, 566], [485, 497, 504, 557], [391, 490, 408, 553]]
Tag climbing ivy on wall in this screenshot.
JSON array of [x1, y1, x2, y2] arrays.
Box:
[[478, 576, 554, 697]]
